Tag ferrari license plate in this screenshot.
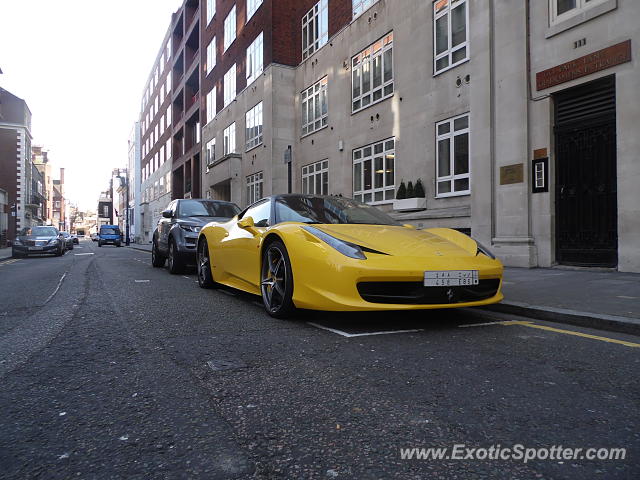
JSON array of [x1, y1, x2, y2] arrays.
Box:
[[424, 270, 479, 287]]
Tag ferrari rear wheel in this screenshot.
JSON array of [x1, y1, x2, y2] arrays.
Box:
[[261, 240, 295, 318], [197, 238, 217, 289]]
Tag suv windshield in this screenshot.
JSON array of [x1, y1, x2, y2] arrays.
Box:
[[275, 196, 400, 226], [178, 200, 240, 218], [20, 226, 58, 236], [100, 228, 119, 235]]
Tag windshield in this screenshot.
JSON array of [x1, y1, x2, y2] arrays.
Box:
[[100, 228, 119, 235], [20, 226, 58, 236], [178, 200, 240, 218], [275, 196, 400, 226]]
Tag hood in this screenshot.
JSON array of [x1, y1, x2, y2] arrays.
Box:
[[19, 234, 57, 241], [312, 224, 474, 257], [179, 216, 236, 227]]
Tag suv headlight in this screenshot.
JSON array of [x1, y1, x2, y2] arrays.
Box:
[[14, 238, 22, 245], [475, 240, 496, 259], [302, 226, 366, 260], [48, 238, 59, 245], [179, 224, 201, 233]]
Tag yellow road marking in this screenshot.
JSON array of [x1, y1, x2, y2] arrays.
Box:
[[501, 320, 640, 348], [0, 259, 20, 266]]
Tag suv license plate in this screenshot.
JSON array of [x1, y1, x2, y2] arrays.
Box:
[[424, 270, 479, 287]]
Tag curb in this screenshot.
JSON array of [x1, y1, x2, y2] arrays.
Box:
[[127, 245, 152, 253], [0, 255, 12, 262], [482, 301, 640, 336]]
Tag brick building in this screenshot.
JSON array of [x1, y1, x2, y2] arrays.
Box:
[[0, 87, 33, 243]]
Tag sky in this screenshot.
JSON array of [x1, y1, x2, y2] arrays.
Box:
[[0, 0, 182, 210]]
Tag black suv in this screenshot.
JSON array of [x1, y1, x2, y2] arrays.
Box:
[[152, 198, 240, 273]]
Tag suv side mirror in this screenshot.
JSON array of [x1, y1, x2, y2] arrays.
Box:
[[237, 216, 255, 230], [162, 209, 173, 218]]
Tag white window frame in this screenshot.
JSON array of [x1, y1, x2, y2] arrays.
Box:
[[223, 122, 236, 156], [245, 102, 263, 151], [549, 0, 609, 25], [246, 32, 264, 85], [433, 0, 469, 75], [352, 0, 379, 18], [223, 64, 236, 108], [207, 0, 216, 25], [302, 160, 329, 195], [247, 0, 263, 22], [246, 172, 263, 204], [302, 0, 328, 61], [534, 161, 545, 189], [206, 37, 216, 74], [224, 5, 236, 52], [352, 137, 395, 205], [206, 86, 217, 124], [351, 32, 394, 114], [301, 76, 328, 137], [435, 113, 470, 198], [206, 137, 216, 167]]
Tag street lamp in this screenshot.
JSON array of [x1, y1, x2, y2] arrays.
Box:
[[115, 169, 130, 246]]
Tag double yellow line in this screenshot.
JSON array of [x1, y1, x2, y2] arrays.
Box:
[[0, 258, 20, 267], [501, 320, 640, 348]]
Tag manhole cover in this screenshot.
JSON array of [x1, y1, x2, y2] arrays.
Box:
[[207, 359, 247, 371]]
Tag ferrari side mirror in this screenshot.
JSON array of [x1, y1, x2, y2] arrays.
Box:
[[237, 216, 255, 230]]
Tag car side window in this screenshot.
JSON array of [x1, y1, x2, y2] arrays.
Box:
[[243, 200, 271, 227]]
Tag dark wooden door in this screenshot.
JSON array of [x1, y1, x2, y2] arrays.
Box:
[[555, 78, 617, 267]]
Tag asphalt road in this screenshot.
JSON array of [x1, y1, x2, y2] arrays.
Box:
[[0, 239, 638, 479]]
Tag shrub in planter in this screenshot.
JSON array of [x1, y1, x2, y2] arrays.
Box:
[[396, 181, 407, 199], [406, 181, 415, 198], [414, 179, 426, 198]]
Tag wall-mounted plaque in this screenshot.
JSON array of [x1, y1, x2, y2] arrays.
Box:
[[536, 40, 631, 91], [500, 164, 524, 185], [500, 163, 524, 185]]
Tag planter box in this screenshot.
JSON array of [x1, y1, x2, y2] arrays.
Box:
[[393, 197, 427, 212]]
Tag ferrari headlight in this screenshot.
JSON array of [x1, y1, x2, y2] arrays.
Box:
[[179, 224, 201, 233], [302, 226, 366, 260], [475, 240, 496, 259]]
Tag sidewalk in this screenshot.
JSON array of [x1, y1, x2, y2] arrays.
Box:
[[128, 243, 152, 253], [0, 246, 12, 261], [483, 267, 640, 335]]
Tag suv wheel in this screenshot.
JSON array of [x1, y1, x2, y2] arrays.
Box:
[[167, 239, 183, 274], [151, 240, 166, 268]]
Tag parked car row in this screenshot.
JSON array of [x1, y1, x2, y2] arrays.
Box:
[[11, 226, 76, 257], [151, 195, 505, 319]]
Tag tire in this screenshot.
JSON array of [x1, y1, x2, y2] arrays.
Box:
[[116, 242, 121, 247], [167, 239, 183, 274], [98, 241, 102, 247], [197, 238, 217, 289], [55, 245, 64, 256], [151, 240, 166, 268], [11, 249, 23, 259], [260, 240, 295, 318], [69, 244, 74, 250]]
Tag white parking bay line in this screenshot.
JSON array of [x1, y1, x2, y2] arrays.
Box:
[[134, 280, 150, 283], [74, 253, 94, 256], [307, 322, 423, 338], [458, 321, 510, 328]]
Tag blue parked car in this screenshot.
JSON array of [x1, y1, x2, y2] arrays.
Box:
[[98, 225, 122, 247]]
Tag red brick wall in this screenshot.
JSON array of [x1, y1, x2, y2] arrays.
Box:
[[272, 0, 351, 66]]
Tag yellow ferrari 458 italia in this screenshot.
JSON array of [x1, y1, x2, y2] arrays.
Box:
[[196, 194, 503, 318]]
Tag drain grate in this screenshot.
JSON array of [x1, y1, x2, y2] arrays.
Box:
[[206, 359, 247, 371]]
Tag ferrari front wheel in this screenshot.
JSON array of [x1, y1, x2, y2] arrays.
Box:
[[261, 240, 295, 318], [197, 238, 217, 289]]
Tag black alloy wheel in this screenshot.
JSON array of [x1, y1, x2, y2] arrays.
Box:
[[151, 240, 166, 268], [260, 240, 295, 318], [167, 239, 183, 274], [197, 238, 216, 288]]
